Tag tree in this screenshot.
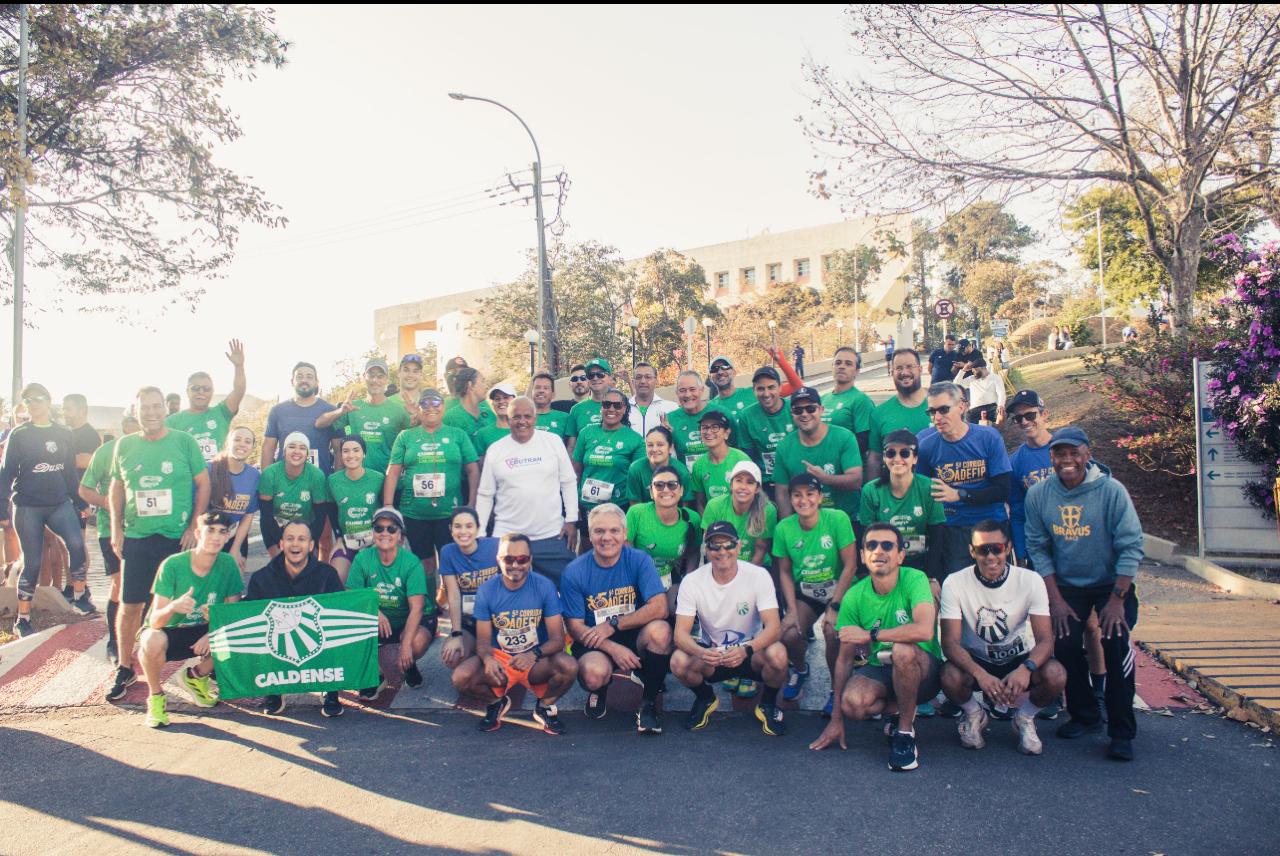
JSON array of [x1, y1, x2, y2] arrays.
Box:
[[935, 202, 1035, 331], [805, 4, 1280, 327], [630, 249, 720, 374], [1003, 260, 1063, 328], [903, 218, 937, 345], [824, 245, 885, 350], [0, 5, 288, 307]]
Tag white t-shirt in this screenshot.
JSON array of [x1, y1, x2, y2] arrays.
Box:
[[475, 431, 579, 541], [676, 560, 778, 649], [939, 564, 1049, 665]]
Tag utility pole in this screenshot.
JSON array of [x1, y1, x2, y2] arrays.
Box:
[[11, 4, 29, 407]]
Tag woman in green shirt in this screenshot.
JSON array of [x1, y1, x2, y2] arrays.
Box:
[[257, 432, 330, 558], [857, 428, 946, 588], [326, 435, 385, 583], [626, 426, 694, 505], [571, 388, 643, 549], [700, 459, 777, 568], [442, 367, 492, 438], [625, 464, 702, 613], [473, 384, 515, 463]]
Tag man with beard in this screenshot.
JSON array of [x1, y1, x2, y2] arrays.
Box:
[[552, 364, 590, 415], [866, 349, 930, 481], [261, 362, 338, 474], [706, 355, 756, 419]]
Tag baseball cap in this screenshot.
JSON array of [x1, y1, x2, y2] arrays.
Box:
[[419, 388, 445, 406], [372, 506, 405, 528], [488, 382, 517, 399], [699, 409, 733, 429], [1048, 427, 1090, 449], [787, 473, 822, 493], [365, 357, 390, 374], [585, 357, 612, 374], [710, 355, 735, 371], [1007, 389, 1045, 411], [703, 520, 740, 544], [726, 460, 762, 485], [400, 353, 424, 366], [790, 386, 822, 406], [283, 431, 310, 449], [752, 366, 781, 384], [882, 429, 919, 450]]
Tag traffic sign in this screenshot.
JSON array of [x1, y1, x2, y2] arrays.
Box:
[[991, 319, 1010, 338], [933, 299, 955, 319], [1192, 358, 1280, 557]]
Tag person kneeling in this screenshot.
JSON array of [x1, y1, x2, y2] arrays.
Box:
[[453, 533, 576, 735], [670, 521, 789, 736], [139, 512, 243, 728]]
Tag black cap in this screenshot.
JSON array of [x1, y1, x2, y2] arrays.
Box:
[[882, 428, 919, 450], [790, 386, 822, 406], [752, 366, 781, 384], [699, 409, 732, 428], [1008, 389, 1045, 411], [787, 473, 822, 493], [703, 520, 740, 544]]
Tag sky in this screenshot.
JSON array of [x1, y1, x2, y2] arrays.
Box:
[[2, 5, 1082, 410]]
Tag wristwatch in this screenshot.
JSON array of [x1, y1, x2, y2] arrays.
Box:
[[533, 647, 544, 661], [957, 488, 971, 502], [449, 630, 463, 638], [607, 614, 621, 631], [1022, 659, 1038, 674], [743, 644, 755, 660], [869, 627, 880, 645], [1112, 585, 1128, 600]]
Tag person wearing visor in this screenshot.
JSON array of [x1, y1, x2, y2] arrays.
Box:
[[258, 431, 331, 557], [316, 357, 409, 475], [473, 382, 517, 463]]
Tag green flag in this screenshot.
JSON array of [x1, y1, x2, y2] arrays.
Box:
[[208, 589, 380, 699]]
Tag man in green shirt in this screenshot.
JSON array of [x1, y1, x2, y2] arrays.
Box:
[[810, 521, 942, 772], [530, 372, 569, 441], [691, 409, 750, 511], [822, 346, 874, 458], [736, 366, 794, 491], [706, 355, 756, 419], [772, 387, 863, 521], [565, 357, 614, 455], [165, 339, 248, 463], [667, 370, 715, 471], [867, 349, 930, 480], [317, 358, 411, 475]]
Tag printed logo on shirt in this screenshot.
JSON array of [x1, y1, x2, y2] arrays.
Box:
[[1022, 466, 1053, 489], [1053, 505, 1092, 540], [935, 459, 987, 484], [895, 609, 910, 624], [492, 607, 542, 633], [45, 441, 58, 454], [300, 491, 312, 501], [975, 606, 1010, 643], [586, 587, 637, 614], [161, 461, 174, 475], [913, 506, 923, 515], [140, 475, 163, 489], [206, 419, 217, 429], [820, 535, 834, 549], [503, 455, 545, 469], [737, 601, 750, 616], [365, 493, 376, 504]]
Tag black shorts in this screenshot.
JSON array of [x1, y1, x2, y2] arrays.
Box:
[[403, 517, 451, 561], [795, 590, 834, 616], [159, 623, 209, 661], [570, 626, 642, 659], [856, 651, 943, 706], [703, 645, 764, 684], [99, 536, 121, 576], [378, 614, 439, 646], [221, 538, 249, 559], [968, 653, 1030, 680], [460, 614, 477, 637], [122, 535, 183, 605]]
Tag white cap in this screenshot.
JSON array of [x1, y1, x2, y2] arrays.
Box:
[[726, 459, 762, 485], [488, 382, 518, 398], [283, 431, 311, 449]]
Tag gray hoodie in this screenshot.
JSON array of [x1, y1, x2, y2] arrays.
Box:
[[1024, 461, 1144, 587]]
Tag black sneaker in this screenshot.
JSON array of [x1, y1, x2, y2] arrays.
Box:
[[1037, 700, 1063, 720], [755, 703, 786, 736], [359, 674, 387, 700], [71, 592, 97, 615], [1107, 737, 1134, 761], [636, 701, 662, 735], [584, 687, 608, 720], [936, 699, 963, 719], [261, 694, 287, 715], [478, 695, 512, 732], [684, 694, 720, 731], [889, 731, 920, 771], [534, 701, 566, 736], [321, 692, 343, 718], [13, 616, 35, 638], [62, 585, 75, 603], [105, 666, 136, 702], [1056, 719, 1104, 739], [403, 663, 423, 689]]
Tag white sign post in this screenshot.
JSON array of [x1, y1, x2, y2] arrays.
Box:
[[1193, 359, 1280, 557]]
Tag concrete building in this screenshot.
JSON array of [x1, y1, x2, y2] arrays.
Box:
[[372, 286, 502, 386]]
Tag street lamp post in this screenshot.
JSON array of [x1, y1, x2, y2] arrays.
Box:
[[702, 318, 713, 369], [626, 315, 640, 370], [767, 319, 778, 362], [524, 329, 539, 377], [449, 92, 555, 371]]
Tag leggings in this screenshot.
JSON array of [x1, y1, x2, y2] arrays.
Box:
[[15, 501, 87, 602]]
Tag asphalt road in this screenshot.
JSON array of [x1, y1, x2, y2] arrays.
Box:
[[1, 702, 1274, 856]]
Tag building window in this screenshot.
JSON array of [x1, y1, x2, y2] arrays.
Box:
[[767, 263, 781, 283], [821, 255, 833, 273], [715, 271, 729, 289], [795, 258, 810, 279], [741, 267, 756, 287]]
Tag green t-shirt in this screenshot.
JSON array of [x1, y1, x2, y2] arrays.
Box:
[[473, 423, 512, 457], [335, 399, 411, 475], [388, 425, 478, 520], [626, 502, 702, 590], [772, 508, 856, 598], [708, 387, 756, 421], [667, 405, 711, 470], [81, 438, 117, 539], [735, 402, 794, 484], [327, 468, 386, 550], [573, 423, 644, 507], [165, 402, 234, 462], [868, 396, 931, 452], [626, 456, 695, 504], [536, 410, 569, 439], [822, 387, 874, 437], [701, 493, 778, 562], [348, 546, 432, 628], [566, 399, 603, 439], [772, 425, 864, 520], [150, 550, 243, 628], [692, 447, 752, 503], [858, 474, 946, 559], [258, 461, 330, 524], [835, 566, 941, 660], [111, 430, 207, 539], [441, 402, 494, 439]]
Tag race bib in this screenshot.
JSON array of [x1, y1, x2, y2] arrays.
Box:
[[343, 530, 374, 551], [307, 448, 320, 468], [136, 489, 173, 518], [985, 636, 1027, 663], [684, 453, 703, 470], [497, 625, 538, 654], [903, 534, 926, 554], [580, 478, 614, 503], [197, 438, 219, 462], [762, 451, 776, 476], [462, 593, 476, 615], [800, 580, 835, 603], [658, 570, 672, 592], [593, 602, 634, 626], [413, 472, 446, 498]]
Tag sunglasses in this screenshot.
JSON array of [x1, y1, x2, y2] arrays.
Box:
[[652, 480, 681, 492], [501, 554, 532, 566], [791, 404, 820, 415], [1010, 411, 1040, 424], [188, 385, 212, 394], [372, 524, 400, 534], [420, 398, 444, 408], [586, 371, 607, 380], [23, 395, 48, 404], [926, 405, 953, 417], [706, 542, 738, 553], [864, 539, 900, 552], [711, 365, 733, 373], [570, 375, 587, 383], [882, 447, 915, 459], [972, 543, 1008, 556], [600, 400, 626, 410]]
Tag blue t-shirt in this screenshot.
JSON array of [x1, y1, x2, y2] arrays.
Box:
[[560, 546, 665, 627], [473, 572, 562, 653], [1009, 441, 1054, 559], [265, 399, 338, 473], [916, 424, 1011, 526], [929, 348, 958, 382], [206, 462, 261, 527], [438, 537, 501, 611]]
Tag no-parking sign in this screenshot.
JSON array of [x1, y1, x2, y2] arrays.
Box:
[[934, 299, 955, 319]]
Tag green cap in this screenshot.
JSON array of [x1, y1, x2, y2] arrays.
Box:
[[585, 357, 613, 374]]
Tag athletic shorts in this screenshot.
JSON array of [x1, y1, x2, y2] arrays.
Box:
[[158, 623, 210, 661], [377, 614, 439, 646], [403, 517, 451, 561], [795, 589, 835, 617], [857, 650, 943, 706], [490, 648, 549, 699], [99, 536, 121, 576], [934, 525, 974, 579], [460, 614, 477, 637], [329, 546, 358, 565], [702, 645, 764, 684], [220, 538, 250, 559], [968, 653, 1031, 680], [570, 626, 642, 660], [122, 534, 183, 605]]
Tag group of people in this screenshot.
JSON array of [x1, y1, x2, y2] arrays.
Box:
[[0, 335, 1144, 770]]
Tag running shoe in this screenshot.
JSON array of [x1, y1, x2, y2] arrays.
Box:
[[478, 694, 512, 732], [260, 694, 287, 716], [987, 702, 1014, 721], [722, 676, 741, 691], [61, 584, 75, 603], [1013, 712, 1043, 755], [1056, 719, 1103, 739], [755, 703, 786, 736], [146, 694, 169, 729], [12, 616, 34, 638], [1107, 737, 1134, 761], [684, 694, 719, 731], [736, 678, 759, 698], [916, 702, 936, 717], [1037, 700, 1062, 720], [71, 592, 97, 615], [584, 687, 608, 719], [106, 666, 136, 702], [321, 692, 343, 718], [636, 701, 662, 735], [358, 674, 387, 700], [180, 667, 219, 708], [888, 731, 920, 771], [958, 705, 989, 750], [782, 666, 808, 701], [403, 663, 424, 689], [822, 691, 834, 718], [534, 701, 566, 736]]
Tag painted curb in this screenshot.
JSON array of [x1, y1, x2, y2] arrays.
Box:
[[1142, 533, 1177, 562], [1176, 555, 1280, 600], [1138, 640, 1280, 732]]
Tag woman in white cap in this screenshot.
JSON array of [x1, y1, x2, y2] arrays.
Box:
[[257, 431, 331, 558], [473, 383, 517, 467]]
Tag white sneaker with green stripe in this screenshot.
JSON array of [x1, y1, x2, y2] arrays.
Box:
[[180, 668, 219, 708], [146, 694, 170, 728]]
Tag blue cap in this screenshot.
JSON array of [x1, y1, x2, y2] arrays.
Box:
[[1048, 427, 1090, 449]]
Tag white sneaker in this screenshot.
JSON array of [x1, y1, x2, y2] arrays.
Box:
[[958, 705, 989, 749], [1014, 712, 1043, 755]]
